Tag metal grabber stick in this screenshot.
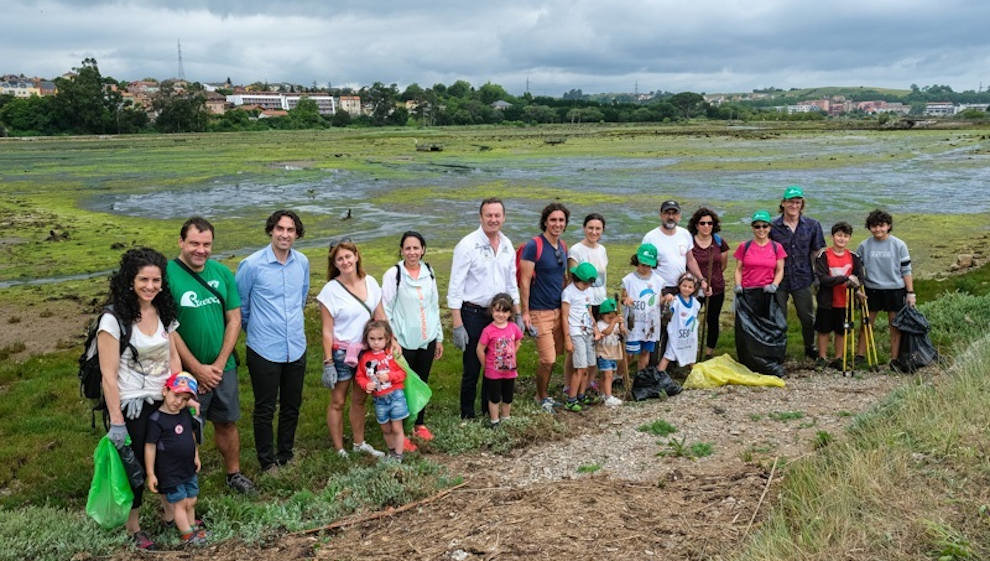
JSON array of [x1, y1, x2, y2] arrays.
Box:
[[858, 287, 879, 371], [842, 286, 856, 377], [616, 292, 633, 401]]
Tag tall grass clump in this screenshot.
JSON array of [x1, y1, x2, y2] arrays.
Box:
[[733, 334, 990, 561], [917, 291, 990, 353]]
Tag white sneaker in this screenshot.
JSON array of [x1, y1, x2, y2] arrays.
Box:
[[540, 397, 556, 414], [353, 441, 385, 458], [336, 448, 349, 458], [604, 395, 623, 407]]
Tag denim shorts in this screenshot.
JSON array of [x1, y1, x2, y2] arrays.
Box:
[[332, 348, 356, 382], [596, 358, 618, 372], [373, 389, 409, 424], [625, 340, 656, 354], [163, 474, 199, 504]]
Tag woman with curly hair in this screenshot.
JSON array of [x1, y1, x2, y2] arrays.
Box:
[[687, 207, 731, 358], [97, 247, 181, 550]]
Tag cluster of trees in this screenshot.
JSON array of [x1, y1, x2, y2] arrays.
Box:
[[3, 58, 988, 137]]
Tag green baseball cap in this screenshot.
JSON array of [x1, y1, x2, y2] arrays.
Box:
[[570, 262, 598, 283], [636, 243, 658, 267], [599, 298, 618, 314], [782, 185, 805, 199], [751, 210, 772, 224]]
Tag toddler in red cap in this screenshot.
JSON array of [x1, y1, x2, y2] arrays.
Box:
[[145, 372, 208, 546]]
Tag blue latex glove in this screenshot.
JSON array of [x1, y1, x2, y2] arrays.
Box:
[[322, 361, 338, 388], [452, 325, 469, 351], [107, 423, 129, 447], [763, 283, 778, 294], [734, 284, 743, 294], [514, 314, 525, 334]]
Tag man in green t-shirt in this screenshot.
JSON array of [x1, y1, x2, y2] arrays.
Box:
[[167, 217, 255, 494]]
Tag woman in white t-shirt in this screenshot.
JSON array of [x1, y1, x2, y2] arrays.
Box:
[[317, 240, 390, 458], [567, 213, 609, 310], [97, 248, 181, 550], [566, 213, 608, 393]]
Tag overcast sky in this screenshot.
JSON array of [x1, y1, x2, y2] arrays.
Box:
[[5, 0, 990, 95]]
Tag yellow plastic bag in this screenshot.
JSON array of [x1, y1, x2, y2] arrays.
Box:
[[683, 354, 786, 389]]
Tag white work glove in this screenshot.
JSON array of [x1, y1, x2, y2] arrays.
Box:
[[763, 283, 778, 294], [906, 293, 917, 308], [452, 325, 469, 351], [514, 315, 525, 333], [733, 284, 743, 294], [121, 396, 153, 420]]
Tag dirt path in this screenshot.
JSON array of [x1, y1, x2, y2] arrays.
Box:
[[125, 367, 903, 561]]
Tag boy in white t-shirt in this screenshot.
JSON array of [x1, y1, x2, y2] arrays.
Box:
[[560, 262, 601, 412]]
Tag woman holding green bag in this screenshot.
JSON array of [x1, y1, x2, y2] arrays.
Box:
[[97, 248, 181, 550], [381, 231, 443, 443]]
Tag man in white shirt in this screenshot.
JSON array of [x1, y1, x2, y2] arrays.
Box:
[[642, 200, 708, 365], [642, 200, 708, 293], [447, 198, 521, 419]]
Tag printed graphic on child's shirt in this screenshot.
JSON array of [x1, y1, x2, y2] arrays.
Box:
[[493, 336, 516, 371], [366, 356, 393, 392]]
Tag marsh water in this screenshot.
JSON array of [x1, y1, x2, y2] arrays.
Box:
[[85, 135, 990, 249]]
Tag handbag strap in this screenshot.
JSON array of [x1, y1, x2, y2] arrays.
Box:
[[334, 278, 373, 317]]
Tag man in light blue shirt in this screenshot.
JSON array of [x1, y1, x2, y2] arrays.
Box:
[[235, 210, 310, 472]]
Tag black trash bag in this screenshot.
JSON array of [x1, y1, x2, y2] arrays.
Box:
[[734, 289, 788, 377], [890, 306, 939, 373], [114, 442, 145, 490], [631, 366, 682, 401]]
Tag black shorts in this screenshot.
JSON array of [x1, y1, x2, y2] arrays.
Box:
[[814, 307, 847, 335], [484, 377, 515, 404], [865, 288, 906, 313]]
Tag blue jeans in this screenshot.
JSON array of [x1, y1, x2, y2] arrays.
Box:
[[163, 474, 199, 504], [372, 389, 410, 424]]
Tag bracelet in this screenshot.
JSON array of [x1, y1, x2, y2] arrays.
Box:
[[906, 291, 915, 294]]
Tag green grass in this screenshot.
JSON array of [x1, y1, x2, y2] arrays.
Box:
[[734, 313, 990, 560], [767, 410, 805, 422], [577, 463, 602, 474], [637, 419, 678, 437]]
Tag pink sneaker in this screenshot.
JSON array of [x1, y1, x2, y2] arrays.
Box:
[[413, 425, 434, 441]]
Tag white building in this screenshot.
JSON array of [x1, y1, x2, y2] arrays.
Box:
[[924, 102, 955, 116], [226, 93, 336, 115]]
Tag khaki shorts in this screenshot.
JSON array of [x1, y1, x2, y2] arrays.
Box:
[[531, 309, 563, 364]]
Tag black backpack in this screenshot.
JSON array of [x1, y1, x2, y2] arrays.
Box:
[[78, 306, 136, 430], [392, 262, 434, 289]]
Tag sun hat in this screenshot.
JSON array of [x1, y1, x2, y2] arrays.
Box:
[[636, 243, 658, 267], [751, 210, 772, 224], [570, 262, 598, 283], [166, 372, 199, 396], [782, 185, 805, 200]]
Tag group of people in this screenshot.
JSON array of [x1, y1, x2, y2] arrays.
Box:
[[95, 189, 916, 549]]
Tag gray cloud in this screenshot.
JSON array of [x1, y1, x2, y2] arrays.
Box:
[[5, 0, 990, 94]]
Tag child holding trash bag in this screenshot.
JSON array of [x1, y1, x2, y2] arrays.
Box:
[[145, 372, 207, 546], [621, 244, 665, 371], [657, 273, 702, 376], [856, 209, 915, 369], [355, 320, 410, 463]]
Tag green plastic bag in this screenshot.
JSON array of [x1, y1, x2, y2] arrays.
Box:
[[85, 436, 134, 529], [396, 355, 432, 418]]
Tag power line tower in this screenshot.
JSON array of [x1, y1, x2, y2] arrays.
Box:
[[176, 39, 185, 80]]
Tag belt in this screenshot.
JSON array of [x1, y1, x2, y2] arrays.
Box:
[[461, 301, 490, 313]]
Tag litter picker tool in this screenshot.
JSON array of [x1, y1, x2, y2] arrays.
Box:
[[841, 286, 856, 377], [858, 287, 879, 371]]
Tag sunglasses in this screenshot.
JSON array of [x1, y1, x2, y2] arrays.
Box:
[[697, 221, 714, 226], [752, 224, 770, 230], [553, 247, 563, 265]]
